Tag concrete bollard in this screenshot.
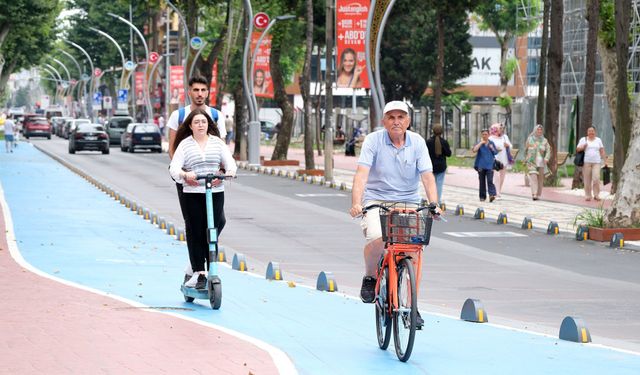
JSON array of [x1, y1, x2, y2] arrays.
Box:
[[266, 261, 283, 280], [316, 271, 338, 292], [610, 232, 624, 248], [460, 298, 488, 323], [521, 217, 533, 230], [559, 316, 591, 343]]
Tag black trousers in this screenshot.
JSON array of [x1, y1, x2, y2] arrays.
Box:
[[176, 183, 226, 272]]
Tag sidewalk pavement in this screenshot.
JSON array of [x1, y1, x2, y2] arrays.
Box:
[[254, 144, 630, 244]]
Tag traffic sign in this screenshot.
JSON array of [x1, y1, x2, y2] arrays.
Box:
[[124, 61, 136, 71], [94, 68, 102, 77], [190, 36, 203, 50], [103, 96, 112, 110], [117, 89, 128, 103], [254, 12, 269, 29], [149, 52, 159, 64]]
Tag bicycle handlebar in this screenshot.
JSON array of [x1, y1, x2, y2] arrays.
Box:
[[361, 202, 445, 221]]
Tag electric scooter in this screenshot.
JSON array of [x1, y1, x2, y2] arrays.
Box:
[[180, 173, 231, 310]]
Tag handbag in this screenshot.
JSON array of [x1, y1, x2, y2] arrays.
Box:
[[505, 145, 514, 164], [602, 165, 611, 185], [574, 151, 585, 167], [493, 158, 504, 171]]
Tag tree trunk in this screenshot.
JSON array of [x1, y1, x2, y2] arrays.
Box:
[[536, 0, 550, 126], [573, 0, 599, 189], [432, 10, 445, 127], [597, 38, 618, 131], [499, 36, 510, 95], [0, 60, 17, 99], [314, 48, 323, 156], [232, 83, 247, 160], [613, 0, 632, 192], [217, 1, 238, 106], [606, 95, 640, 227], [270, 29, 295, 160], [301, 0, 315, 169], [544, 0, 563, 184]]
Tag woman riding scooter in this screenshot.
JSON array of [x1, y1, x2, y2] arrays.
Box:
[[169, 108, 237, 289]]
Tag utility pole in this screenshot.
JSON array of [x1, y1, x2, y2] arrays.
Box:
[[129, 4, 136, 120], [324, 0, 334, 181]]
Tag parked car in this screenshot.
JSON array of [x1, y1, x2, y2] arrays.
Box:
[[50, 116, 70, 136], [23, 115, 51, 139], [260, 120, 278, 139], [63, 119, 90, 139], [120, 123, 162, 153], [68, 123, 109, 154], [105, 116, 133, 145]]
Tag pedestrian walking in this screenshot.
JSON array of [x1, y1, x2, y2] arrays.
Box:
[[224, 115, 234, 145], [4, 117, 15, 153], [425, 124, 451, 204], [472, 128, 498, 202], [524, 125, 551, 201], [576, 126, 606, 201], [489, 123, 512, 198]]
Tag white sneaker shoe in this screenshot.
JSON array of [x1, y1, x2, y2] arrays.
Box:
[[184, 272, 199, 288], [184, 263, 194, 276]]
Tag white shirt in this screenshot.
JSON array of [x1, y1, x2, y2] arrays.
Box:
[[167, 105, 226, 138], [169, 135, 237, 194], [489, 134, 511, 165], [3, 119, 14, 135], [577, 136, 604, 164]]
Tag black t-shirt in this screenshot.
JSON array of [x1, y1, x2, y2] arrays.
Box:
[[426, 136, 452, 174]]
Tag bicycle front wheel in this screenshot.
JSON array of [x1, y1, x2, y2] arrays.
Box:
[[393, 258, 417, 362], [375, 266, 392, 350]]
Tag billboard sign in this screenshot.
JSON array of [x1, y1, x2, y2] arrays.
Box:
[[335, 0, 370, 89]]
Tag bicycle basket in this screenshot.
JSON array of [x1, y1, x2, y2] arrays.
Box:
[[379, 202, 433, 245]]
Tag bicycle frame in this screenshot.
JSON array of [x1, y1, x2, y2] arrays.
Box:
[[378, 244, 423, 316]]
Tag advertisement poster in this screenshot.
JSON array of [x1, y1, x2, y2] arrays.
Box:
[[170, 66, 185, 106], [134, 71, 145, 106], [251, 31, 274, 98], [209, 60, 218, 107], [335, 0, 370, 89]]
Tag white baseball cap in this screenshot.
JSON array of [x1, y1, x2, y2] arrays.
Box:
[[383, 101, 409, 114]]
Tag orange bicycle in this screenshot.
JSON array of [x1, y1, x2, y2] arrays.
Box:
[[363, 202, 437, 362]]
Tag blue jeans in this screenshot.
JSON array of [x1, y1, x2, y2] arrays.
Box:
[[434, 171, 445, 203], [478, 169, 496, 200]]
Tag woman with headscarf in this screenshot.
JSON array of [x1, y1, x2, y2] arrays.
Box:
[[524, 124, 551, 201], [426, 124, 451, 204], [489, 123, 512, 198]]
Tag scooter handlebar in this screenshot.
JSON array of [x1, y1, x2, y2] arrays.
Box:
[[195, 174, 236, 181]]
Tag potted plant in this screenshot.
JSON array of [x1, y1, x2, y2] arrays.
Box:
[[574, 204, 640, 242]]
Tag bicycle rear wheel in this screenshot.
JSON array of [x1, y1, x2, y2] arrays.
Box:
[[375, 266, 392, 349], [393, 258, 417, 362]]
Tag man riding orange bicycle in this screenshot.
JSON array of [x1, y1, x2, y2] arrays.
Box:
[[350, 101, 442, 330]]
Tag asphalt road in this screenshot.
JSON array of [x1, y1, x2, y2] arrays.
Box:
[[32, 138, 640, 352]]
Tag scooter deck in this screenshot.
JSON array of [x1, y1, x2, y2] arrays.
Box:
[[181, 284, 209, 299]]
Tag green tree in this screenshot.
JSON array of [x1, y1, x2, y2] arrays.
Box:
[[475, 0, 541, 115], [425, 0, 480, 127], [380, 1, 473, 112], [0, 0, 61, 97]]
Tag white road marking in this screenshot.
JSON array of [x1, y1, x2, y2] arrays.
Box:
[[444, 231, 528, 238], [295, 193, 347, 197]]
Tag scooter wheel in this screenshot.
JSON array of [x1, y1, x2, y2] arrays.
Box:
[[208, 278, 222, 310], [184, 295, 194, 303]]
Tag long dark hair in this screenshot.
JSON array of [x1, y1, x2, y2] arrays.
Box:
[[171, 108, 220, 155]]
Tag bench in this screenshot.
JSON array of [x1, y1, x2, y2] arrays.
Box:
[[557, 151, 570, 177]]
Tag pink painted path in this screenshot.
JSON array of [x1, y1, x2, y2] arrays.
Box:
[[0, 204, 280, 375]]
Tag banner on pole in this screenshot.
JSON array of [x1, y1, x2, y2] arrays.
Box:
[[209, 60, 218, 107], [251, 32, 274, 98], [170, 65, 185, 105], [336, 0, 370, 89], [134, 71, 145, 106]]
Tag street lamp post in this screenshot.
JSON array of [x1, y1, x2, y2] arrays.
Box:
[[107, 12, 153, 122], [43, 63, 64, 106], [89, 27, 127, 90], [245, 13, 296, 165], [241, 0, 257, 164], [64, 40, 96, 121], [51, 57, 72, 100], [374, 0, 397, 111], [146, 55, 164, 122], [40, 67, 62, 105], [59, 50, 85, 116], [166, 0, 190, 105]]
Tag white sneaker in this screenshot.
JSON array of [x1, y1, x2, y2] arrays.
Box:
[[184, 272, 199, 288], [184, 263, 194, 276]]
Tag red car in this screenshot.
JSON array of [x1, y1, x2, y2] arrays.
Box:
[[23, 115, 51, 139]]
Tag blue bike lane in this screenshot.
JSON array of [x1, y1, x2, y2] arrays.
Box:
[[1, 144, 639, 375]]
